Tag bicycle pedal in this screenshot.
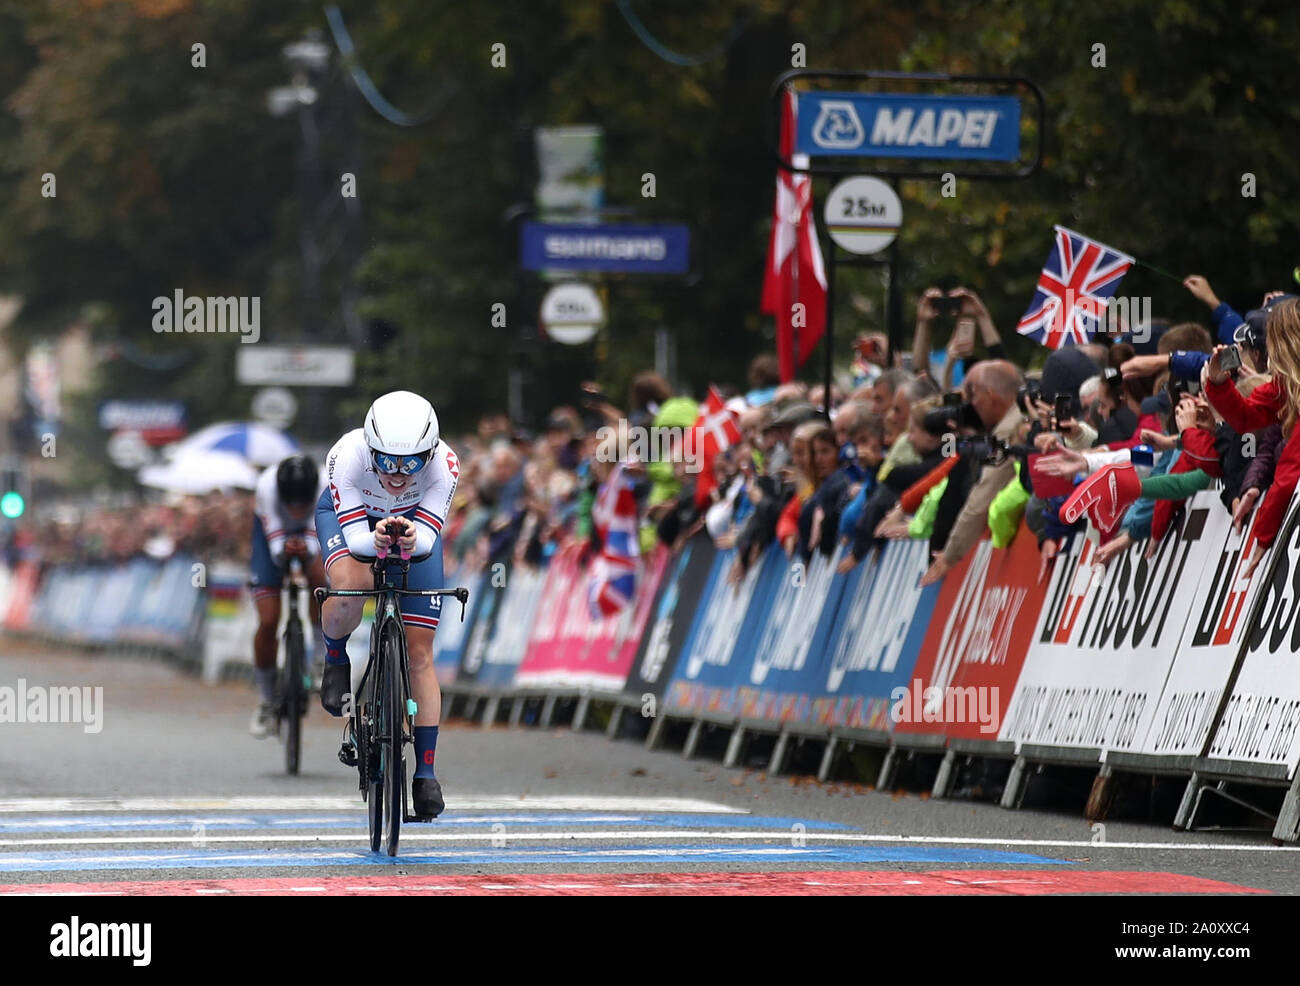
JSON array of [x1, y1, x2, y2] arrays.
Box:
[[338, 742, 358, 767]]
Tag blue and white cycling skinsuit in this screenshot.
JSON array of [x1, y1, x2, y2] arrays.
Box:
[[250, 464, 325, 601], [315, 427, 460, 632]]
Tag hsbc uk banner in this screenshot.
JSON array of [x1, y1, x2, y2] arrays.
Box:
[[896, 528, 1051, 742], [1001, 492, 1227, 758]]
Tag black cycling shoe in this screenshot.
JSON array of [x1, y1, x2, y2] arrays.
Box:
[[320, 662, 350, 717], [412, 777, 445, 819]]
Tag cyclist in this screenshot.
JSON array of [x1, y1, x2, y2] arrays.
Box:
[[249, 453, 328, 738], [316, 390, 459, 818]]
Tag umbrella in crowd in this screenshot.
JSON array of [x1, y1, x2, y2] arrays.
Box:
[[137, 449, 259, 494], [165, 421, 299, 467]]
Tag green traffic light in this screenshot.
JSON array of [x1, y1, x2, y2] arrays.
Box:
[[0, 491, 24, 519]]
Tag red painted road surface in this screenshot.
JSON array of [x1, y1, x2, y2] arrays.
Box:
[[0, 870, 1268, 896]]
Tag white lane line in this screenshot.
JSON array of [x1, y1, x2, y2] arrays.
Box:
[[0, 796, 745, 814], [0, 830, 1290, 850]]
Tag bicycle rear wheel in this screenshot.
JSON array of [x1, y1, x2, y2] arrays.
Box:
[[381, 621, 407, 857], [282, 619, 305, 776]]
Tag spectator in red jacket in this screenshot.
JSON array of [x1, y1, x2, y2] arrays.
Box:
[[1202, 298, 1300, 576]]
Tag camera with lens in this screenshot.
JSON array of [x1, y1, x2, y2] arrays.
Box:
[[923, 392, 984, 437], [1016, 383, 1042, 416]]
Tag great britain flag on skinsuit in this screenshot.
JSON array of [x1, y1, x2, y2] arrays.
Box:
[[1017, 226, 1134, 349], [588, 463, 639, 619]]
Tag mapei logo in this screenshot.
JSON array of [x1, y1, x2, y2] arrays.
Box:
[[811, 100, 865, 150]]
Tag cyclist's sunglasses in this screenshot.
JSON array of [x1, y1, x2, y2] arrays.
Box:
[[372, 449, 431, 476]]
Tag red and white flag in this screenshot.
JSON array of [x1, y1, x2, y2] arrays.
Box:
[[761, 87, 827, 382], [692, 386, 743, 509]]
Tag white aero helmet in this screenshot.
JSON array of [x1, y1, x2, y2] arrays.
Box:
[[364, 392, 439, 473]]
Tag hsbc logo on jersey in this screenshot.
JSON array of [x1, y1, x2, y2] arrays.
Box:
[[446, 448, 460, 481], [330, 483, 340, 509]]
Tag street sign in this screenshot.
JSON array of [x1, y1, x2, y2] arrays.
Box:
[[540, 283, 604, 345], [520, 222, 690, 274], [251, 387, 298, 429], [98, 400, 186, 445], [797, 91, 1021, 161], [823, 176, 901, 255], [235, 345, 355, 386], [106, 430, 153, 470]]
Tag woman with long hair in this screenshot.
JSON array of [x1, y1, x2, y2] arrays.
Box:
[[1203, 297, 1300, 575]]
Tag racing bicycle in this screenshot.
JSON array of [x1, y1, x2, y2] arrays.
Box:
[[315, 526, 468, 856]]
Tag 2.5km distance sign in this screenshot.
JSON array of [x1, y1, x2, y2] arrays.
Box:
[[823, 176, 901, 255]]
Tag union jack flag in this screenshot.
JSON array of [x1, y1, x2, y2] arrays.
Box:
[[1017, 226, 1134, 349], [588, 463, 639, 619]]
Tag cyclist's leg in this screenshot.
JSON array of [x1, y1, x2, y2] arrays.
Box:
[[249, 516, 283, 707], [316, 489, 370, 715], [399, 540, 443, 782], [304, 552, 328, 670]]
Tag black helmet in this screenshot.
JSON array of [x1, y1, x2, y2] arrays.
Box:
[[276, 454, 318, 507]]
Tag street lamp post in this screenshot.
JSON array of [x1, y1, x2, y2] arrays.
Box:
[[267, 30, 331, 440]]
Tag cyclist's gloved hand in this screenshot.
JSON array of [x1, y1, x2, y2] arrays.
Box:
[[283, 536, 310, 559], [374, 517, 417, 555]]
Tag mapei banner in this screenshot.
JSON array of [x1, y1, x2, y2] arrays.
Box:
[[663, 545, 775, 716], [734, 547, 845, 723], [811, 538, 937, 731], [796, 91, 1021, 161]]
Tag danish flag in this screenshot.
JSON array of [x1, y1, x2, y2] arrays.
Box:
[[761, 87, 827, 381], [692, 387, 742, 509], [1017, 226, 1134, 349]]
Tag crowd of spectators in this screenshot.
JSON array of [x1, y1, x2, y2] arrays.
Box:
[[11, 270, 1297, 601]]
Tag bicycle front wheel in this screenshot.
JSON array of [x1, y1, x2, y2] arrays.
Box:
[[381, 620, 407, 857]]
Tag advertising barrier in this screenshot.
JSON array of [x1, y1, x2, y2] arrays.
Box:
[[1205, 500, 1300, 776], [898, 531, 1052, 743], [13, 482, 1300, 805], [1000, 493, 1227, 759], [812, 538, 938, 731], [624, 535, 716, 700], [516, 545, 669, 692], [433, 569, 484, 685], [23, 556, 206, 658]]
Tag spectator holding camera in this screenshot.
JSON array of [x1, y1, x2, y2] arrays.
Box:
[[920, 360, 1025, 586], [1202, 298, 1300, 575], [911, 287, 1007, 388]]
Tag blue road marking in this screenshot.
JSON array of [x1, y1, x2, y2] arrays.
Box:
[[0, 812, 852, 835], [0, 844, 1070, 872]]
